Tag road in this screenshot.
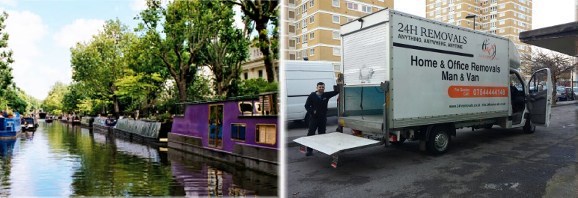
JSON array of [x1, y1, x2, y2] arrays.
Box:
[[286, 102, 577, 197]]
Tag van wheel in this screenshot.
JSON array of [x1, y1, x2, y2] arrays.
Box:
[[391, 137, 406, 146], [426, 126, 451, 155], [523, 119, 535, 134]]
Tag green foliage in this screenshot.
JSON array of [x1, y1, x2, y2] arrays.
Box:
[[200, 1, 250, 98], [41, 82, 68, 115], [0, 11, 14, 93], [138, 0, 230, 102], [238, 78, 278, 96], [70, 19, 134, 116]]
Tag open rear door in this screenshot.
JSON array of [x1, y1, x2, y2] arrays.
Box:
[[527, 68, 552, 127]]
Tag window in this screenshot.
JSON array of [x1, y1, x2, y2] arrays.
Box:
[[302, 34, 307, 43], [256, 124, 276, 145], [309, 32, 315, 39], [310, 48, 314, 55], [289, 39, 296, 48], [332, 15, 340, 23], [289, 25, 295, 33], [296, 37, 300, 43], [289, 53, 296, 60], [231, 124, 246, 141], [346, 1, 358, 10], [499, 29, 505, 33], [302, 20, 307, 28], [499, 12, 505, 17], [333, 47, 341, 56], [332, 31, 339, 39], [302, 50, 307, 57], [362, 5, 372, 13], [332, 0, 339, 7], [309, 15, 315, 23], [243, 73, 248, 80], [302, 4, 307, 13], [499, 4, 505, 9], [258, 70, 263, 78], [309, 0, 314, 7], [288, 10, 295, 19], [499, 20, 505, 25]]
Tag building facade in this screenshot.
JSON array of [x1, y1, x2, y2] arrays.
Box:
[[426, 0, 532, 57], [283, 0, 394, 72], [241, 47, 279, 81]]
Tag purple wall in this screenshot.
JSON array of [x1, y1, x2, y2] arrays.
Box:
[[171, 100, 278, 152]]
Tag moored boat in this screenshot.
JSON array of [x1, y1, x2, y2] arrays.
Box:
[[169, 92, 278, 175], [0, 114, 22, 138]]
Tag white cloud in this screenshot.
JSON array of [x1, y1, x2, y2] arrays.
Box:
[[130, 0, 147, 12], [532, 0, 575, 29], [0, 0, 17, 7], [4, 10, 51, 100], [394, 0, 425, 17], [53, 19, 105, 49]]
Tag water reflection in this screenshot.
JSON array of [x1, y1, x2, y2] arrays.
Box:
[[0, 121, 277, 196]]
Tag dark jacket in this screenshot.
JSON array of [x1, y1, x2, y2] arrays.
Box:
[[304, 91, 339, 118]]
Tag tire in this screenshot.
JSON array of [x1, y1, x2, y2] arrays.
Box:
[[390, 137, 406, 146], [426, 126, 451, 155], [523, 119, 535, 134], [483, 124, 493, 129]]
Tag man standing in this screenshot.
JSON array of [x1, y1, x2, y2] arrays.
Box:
[[303, 82, 339, 156]]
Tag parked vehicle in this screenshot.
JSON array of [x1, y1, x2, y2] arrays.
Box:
[[284, 61, 338, 123], [294, 9, 553, 167], [556, 86, 568, 101], [564, 87, 575, 100]]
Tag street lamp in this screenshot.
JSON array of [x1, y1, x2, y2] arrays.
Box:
[[466, 14, 477, 30]]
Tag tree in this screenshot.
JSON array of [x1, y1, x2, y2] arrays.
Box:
[[200, 1, 250, 97], [522, 49, 577, 104], [41, 82, 69, 115], [70, 19, 133, 117], [229, 0, 279, 83], [138, 0, 221, 102], [0, 11, 14, 95], [119, 32, 169, 115]]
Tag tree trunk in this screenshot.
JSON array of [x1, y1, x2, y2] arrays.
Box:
[[255, 21, 275, 83], [113, 96, 120, 119], [176, 80, 187, 102]]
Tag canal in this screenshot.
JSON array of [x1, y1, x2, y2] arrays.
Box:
[[0, 120, 277, 196]]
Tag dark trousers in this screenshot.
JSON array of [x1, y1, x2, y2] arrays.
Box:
[[306, 115, 327, 153]]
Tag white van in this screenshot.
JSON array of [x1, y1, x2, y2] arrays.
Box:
[[284, 61, 338, 122]]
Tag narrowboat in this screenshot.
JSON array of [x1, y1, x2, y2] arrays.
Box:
[[45, 116, 54, 123], [21, 117, 38, 131], [0, 113, 22, 138], [169, 92, 278, 175], [93, 116, 117, 133]]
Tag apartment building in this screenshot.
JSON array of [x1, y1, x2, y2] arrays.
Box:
[[283, 0, 394, 72], [426, 0, 532, 57]]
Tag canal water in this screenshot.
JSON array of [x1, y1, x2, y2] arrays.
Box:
[[0, 120, 277, 196]]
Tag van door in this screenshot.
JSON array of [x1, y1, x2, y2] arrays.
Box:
[[527, 68, 552, 127]]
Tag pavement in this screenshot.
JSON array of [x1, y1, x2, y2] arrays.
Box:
[[285, 100, 578, 197]]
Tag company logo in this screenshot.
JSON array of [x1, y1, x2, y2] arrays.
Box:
[[481, 39, 497, 60]]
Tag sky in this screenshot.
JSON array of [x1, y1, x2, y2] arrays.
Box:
[[0, 0, 576, 100], [0, 0, 244, 101]]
